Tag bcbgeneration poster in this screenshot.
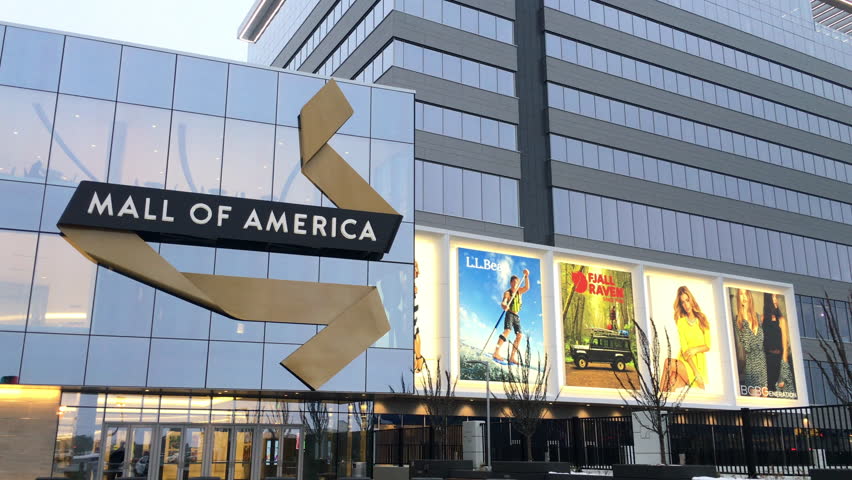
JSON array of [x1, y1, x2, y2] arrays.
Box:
[[561, 263, 638, 389], [458, 248, 543, 381], [728, 288, 797, 399]]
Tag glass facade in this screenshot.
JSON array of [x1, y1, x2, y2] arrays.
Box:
[[553, 188, 852, 283], [545, 0, 852, 106], [0, 24, 415, 396], [545, 32, 852, 144], [550, 134, 852, 225], [548, 83, 851, 184]]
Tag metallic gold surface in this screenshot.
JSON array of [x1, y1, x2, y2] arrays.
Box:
[[59, 79, 401, 391]]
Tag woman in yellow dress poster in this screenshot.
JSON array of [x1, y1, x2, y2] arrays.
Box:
[[665, 285, 711, 390]]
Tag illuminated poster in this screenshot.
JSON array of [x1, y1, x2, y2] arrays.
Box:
[[458, 248, 543, 381], [647, 275, 723, 396], [728, 288, 797, 399], [560, 263, 638, 389]]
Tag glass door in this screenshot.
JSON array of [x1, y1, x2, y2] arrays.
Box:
[[158, 426, 182, 480], [259, 427, 280, 479], [128, 425, 154, 478], [210, 427, 232, 480], [280, 427, 301, 479], [183, 427, 206, 479], [233, 427, 254, 480], [101, 425, 129, 480]]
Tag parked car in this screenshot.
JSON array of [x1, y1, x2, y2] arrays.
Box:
[[570, 328, 633, 371]]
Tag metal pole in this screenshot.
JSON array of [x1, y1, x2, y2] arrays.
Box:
[[486, 360, 491, 470]]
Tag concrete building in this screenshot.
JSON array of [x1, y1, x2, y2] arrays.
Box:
[[240, 0, 851, 404], [0, 0, 850, 478]]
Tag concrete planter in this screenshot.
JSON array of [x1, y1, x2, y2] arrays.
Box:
[[810, 469, 852, 480], [612, 464, 718, 480]]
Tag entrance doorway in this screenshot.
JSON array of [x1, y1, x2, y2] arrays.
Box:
[[97, 424, 302, 480]]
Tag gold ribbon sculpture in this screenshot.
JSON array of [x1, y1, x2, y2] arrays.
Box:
[[59, 80, 400, 390]]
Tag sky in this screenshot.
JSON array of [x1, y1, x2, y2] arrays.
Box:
[[0, 0, 256, 61], [458, 247, 545, 361]]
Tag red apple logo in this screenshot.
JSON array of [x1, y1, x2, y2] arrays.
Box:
[[572, 271, 588, 293]]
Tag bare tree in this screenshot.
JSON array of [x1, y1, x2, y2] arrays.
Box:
[[390, 357, 459, 459], [809, 292, 852, 404], [613, 319, 692, 464], [498, 338, 553, 462]]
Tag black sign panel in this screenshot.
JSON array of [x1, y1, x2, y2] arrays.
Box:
[[59, 182, 403, 261]]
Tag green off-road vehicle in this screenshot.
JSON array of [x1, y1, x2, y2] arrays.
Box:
[[570, 328, 633, 371]]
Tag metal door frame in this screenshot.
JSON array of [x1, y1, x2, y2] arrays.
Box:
[[97, 423, 304, 480]]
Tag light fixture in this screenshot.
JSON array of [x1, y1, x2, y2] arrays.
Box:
[[44, 312, 88, 320]]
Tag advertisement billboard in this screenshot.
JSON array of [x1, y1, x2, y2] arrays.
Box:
[[728, 288, 798, 399], [560, 263, 638, 389], [457, 247, 543, 381], [646, 274, 723, 396]]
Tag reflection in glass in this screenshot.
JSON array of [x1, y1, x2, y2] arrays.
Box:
[[90, 267, 155, 336], [0, 27, 64, 91], [166, 111, 224, 194], [273, 126, 319, 205], [234, 428, 253, 480], [371, 140, 413, 221], [108, 103, 170, 188], [0, 180, 43, 231], [173, 56, 228, 116], [118, 47, 176, 109], [211, 428, 231, 480], [0, 86, 56, 183], [101, 425, 128, 480], [370, 262, 413, 349], [158, 427, 181, 480], [27, 234, 96, 333], [220, 119, 274, 200], [277, 73, 325, 127], [0, 230, 37, 331], [59, 37, 121, 101], [53, 406, 103, 478], [48, 95, 115, 186], [226, 64, 278, 123], [371, 88, 414, 143]]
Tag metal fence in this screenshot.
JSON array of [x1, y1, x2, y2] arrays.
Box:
[[374, 417, 634, 469], [667, 404, 852, 476], [374, 424, 465, 465]]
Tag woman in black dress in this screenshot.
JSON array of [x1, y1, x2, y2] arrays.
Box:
[[762, 293, 789, 391]]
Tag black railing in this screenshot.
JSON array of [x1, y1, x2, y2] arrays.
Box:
[[374, 417, 634, 469], [667, 404, 852, 476]]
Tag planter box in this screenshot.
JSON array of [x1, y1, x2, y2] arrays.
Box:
[[493, 462, 574, 474], [612, 464, 717, 480], [546, 474, 611, 480], [411, 460, 474, 478], [810, 469, 852, 480]]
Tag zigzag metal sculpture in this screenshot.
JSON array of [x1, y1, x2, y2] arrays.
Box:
[[58, 80, 400, 391]]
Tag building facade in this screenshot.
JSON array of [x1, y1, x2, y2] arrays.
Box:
[[0, 22, 415, 480], [0, 0, 851, 478], [240, 0, 851, 402]]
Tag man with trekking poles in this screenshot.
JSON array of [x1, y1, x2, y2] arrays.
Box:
[[491, 268, 530, 366]]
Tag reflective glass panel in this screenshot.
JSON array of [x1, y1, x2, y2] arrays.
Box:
[[118, 46, 176, 109], [220, 119, 274, 200], [27, 234, 96, 333], [47, 94, 114, 186], [0, 230, 37, 331], [59, 37, 121, 101], [108, 103, 170, 188], [371, 140, 414, 221], [0, 180, 43, 231], [166, 111, 224, 194], [90, 267, 155, 336], [0, 27, 64, 91], [173, 55, 228, 116], [227, 64, 278, 123], [371, 88, 414, 143], [0, 86, 56, 183], [273, 126, 320, 205], [370, 261, 413, 349]]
